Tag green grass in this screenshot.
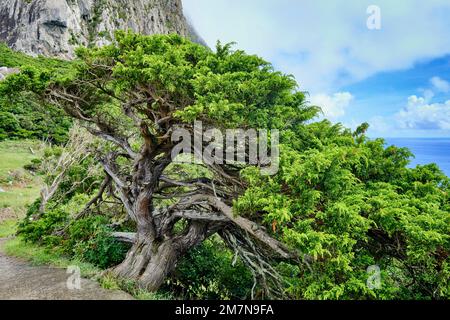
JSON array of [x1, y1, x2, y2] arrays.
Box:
[[0, 139, 43, 216], [98, 273, 174, 300], [0, 140, 42, 178], [0, 42, 74, 72], [3, 237, 100, 278], [0, 219, 17, 237], [0, 185, 41, 212], [0, 139, 166, 300]]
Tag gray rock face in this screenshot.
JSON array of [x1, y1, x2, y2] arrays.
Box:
[[0, 66, 20, 80], [0, 0, 199, 59]]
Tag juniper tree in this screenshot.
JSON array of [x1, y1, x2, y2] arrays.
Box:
[[3, 32, 449, 299], [3, 32, 312, 295]]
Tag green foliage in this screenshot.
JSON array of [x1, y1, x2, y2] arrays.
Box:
[[166, 237, 253, 300], [67, 216, 129, 269], [0, 111, 19, 139], [18, 203, 128, 268], [0, 96, 71, 143], [0, 43, 74, 143], [236, 127, 450, 300], [99, 274, 174, 300], [15, 138, 127, 269]]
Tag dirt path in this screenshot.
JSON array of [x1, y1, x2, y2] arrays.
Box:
[[0, 238, 133, 300]]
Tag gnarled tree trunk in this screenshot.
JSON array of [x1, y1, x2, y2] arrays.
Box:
[[113, 213, 211, 291]]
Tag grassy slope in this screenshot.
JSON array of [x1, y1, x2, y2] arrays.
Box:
[[0, 140, 42, 220], [0, 42, 74, 71], [0, 140, 116, 295]]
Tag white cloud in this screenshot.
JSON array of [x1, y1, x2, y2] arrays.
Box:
[[183, 0, 450, 93], [310, 92, 354, 120], [420, 89, 435, 102], [430, 76, 450, 93], [396, 95, 450, 130], [415, 76, 450, 104], [367, 86, 450, 137], [367, 116, 392, 134]]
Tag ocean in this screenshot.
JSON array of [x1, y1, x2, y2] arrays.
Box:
[[384, 138, 450, 177]]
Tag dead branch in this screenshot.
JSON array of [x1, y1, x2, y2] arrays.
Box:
[[38, 125, 94, 215]]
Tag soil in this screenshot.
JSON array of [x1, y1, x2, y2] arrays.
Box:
[[0, 238, 133, 300]]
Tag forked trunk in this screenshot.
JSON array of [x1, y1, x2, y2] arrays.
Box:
[[138, 241, 179, 291], [112, 219, 210, 292], [113, 237, 180, 291]]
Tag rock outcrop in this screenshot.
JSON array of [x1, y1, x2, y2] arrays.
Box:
[[0, 66, 19, 80], [0, 0, 201, 59]]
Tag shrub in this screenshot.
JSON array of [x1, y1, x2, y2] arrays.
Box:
[[67, 216, 129, 269], [0, 111, 20, 138], [18, 200, 128, 269], [166, 237, 253, 300]]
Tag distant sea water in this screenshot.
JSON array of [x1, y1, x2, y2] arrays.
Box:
[[384, 138, 450, 177]]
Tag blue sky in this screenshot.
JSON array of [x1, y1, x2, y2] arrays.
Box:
[[183, 0, 450, 137]]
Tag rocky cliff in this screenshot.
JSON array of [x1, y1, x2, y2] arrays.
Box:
[[0, 0, 201, 58]]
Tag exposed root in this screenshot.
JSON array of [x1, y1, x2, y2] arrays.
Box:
[[221, 228, 289, 299]]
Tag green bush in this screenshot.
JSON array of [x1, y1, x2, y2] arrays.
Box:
[[66, 216, 129, 269], [166, 237, 253, 300], [0, 111, 20, 135], [23, 158, 42, 172], [18, 200, 128, 269], [18, 200, 68, 243]]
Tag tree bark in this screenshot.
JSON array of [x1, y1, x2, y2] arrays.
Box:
[[113, 232, 210, 291], [112, 190, 212, 292], [137, 240, 179, 291]]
